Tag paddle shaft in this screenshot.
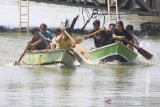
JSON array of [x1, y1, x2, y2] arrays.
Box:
[[64, 30, 91, 60], [64, 30, 75, 43], [63, 30, 85, 63], [18, 47, 28, 62], [14, 46, 28, 65], [71, 49, 85, 64], [82, 28, 104, 39], [126, 40, 139, 49]]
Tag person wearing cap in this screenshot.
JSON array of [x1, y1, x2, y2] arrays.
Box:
[[86, 20, 113, 48]]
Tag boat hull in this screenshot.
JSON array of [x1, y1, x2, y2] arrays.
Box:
[[89, 42, 137, 63], [23, 49, 75, 67]]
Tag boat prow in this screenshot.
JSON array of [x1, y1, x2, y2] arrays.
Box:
[[89, 42, 138, 63]]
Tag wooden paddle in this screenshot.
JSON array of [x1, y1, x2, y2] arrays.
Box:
[[126, 40, 153, 60], [70, 49, 85, 64], [83, 28, 104, 38], [73, 28, 104, 44], [14, 45, 29, 65], [64, 30, 91, 60], [45, 34, 85, 63]]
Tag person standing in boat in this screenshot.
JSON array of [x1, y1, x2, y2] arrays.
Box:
[[55, 28, 75, 50], [112, 21, 134, 47], [51, 28, 62, 49], [126, 24, 139, 47], [85, 20, 114, 48], [28, 29, 48, 50]]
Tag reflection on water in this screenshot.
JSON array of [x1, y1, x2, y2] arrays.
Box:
[[1, 63, 160, 106]]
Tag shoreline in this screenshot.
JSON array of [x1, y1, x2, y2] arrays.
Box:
[[0, 25, 90, 34], [0, 25, 147, 36], [0, 1, 159, 36]]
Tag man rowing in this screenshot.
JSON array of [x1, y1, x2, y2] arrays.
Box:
[[126, 24, 139, 47], [85, 20, 114, 49], [112, 21, 134, 49], [28, 29, 49, 50], [51, 28, 62, 49], [55, 28, 75, 50]]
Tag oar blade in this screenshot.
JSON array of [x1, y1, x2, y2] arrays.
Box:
[[14, 45, 29, 65], [14, 61, 20, 65], [75, 44, 91, 60], [73, 36, 83, 44], [137, 47, 153, 60], [72, 50, 85, 64], [63, 30, 91, 61]]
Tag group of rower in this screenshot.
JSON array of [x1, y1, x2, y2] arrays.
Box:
[[28, 20, 139, 51], [85, 20, 139, 50], [28, 23, 75, 51]]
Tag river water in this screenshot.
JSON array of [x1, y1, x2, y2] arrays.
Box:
[[1, 0, 160, 107]]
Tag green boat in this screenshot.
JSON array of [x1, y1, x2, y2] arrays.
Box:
[[89, 41, 138, 63], [22, 49, 75, 67]]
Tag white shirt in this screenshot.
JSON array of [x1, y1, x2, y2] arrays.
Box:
[[132, 34, 139, 47], [50, 37, 56, 49]]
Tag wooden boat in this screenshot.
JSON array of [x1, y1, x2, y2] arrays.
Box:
[[22, 49, 75, 67], [89, 41, 138, 63]]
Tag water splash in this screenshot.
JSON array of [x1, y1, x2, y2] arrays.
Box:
[[145, 70, 150, 97]]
